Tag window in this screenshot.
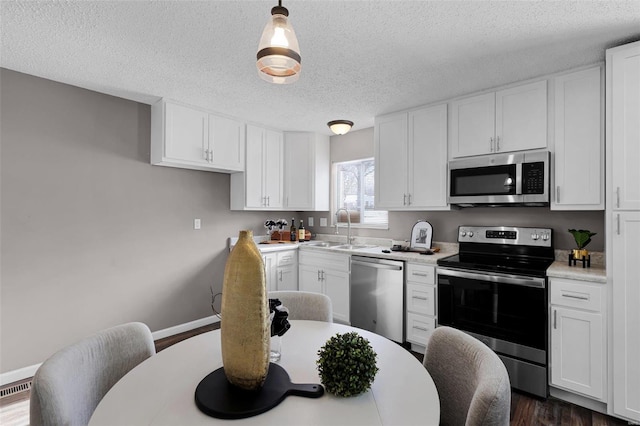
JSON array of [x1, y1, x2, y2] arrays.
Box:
[[334, 158, 388, 228]]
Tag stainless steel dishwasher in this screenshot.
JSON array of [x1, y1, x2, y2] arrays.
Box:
[[350, 256, 404, 343]]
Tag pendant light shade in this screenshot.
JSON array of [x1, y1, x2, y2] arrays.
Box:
[[257, 1, 301, 84], [328, 120, 354, 135]]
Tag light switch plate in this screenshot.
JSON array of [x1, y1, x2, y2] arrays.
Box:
[[320, 217, 328, 227], [308, 217, 314, 227], [194, 219, 201, 230]]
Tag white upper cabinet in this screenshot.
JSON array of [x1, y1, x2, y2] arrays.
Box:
[[151, 99, 244, 173], [609, 44, 640, 211], [450, 80, 547, 158], [230, 124, 283, 210], [552, 66, 604, 210], [283, 132, 330, 211], [375, 104, 449, 210]]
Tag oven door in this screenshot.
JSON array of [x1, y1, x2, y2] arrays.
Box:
[[437, 267, 547, 363]]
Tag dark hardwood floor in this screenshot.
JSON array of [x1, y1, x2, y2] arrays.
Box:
[[0, 323, 630, 425]]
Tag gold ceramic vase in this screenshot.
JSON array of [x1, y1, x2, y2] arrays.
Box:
[[221, 230, 270, 390]]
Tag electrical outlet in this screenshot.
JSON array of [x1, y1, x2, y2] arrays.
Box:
[[308, 217, 314, 227], [194, 218, 201, 230], [320, 217, 328, 227]]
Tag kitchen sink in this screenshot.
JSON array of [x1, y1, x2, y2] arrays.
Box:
[[332, 244, 377, 250], [303, 241, 342, 248]]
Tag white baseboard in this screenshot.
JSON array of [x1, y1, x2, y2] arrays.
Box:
[[0, 315, 221, 387], [151, 315, 220, 341]]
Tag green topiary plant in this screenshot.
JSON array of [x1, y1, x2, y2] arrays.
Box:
[[568, 229, 597, 250], [316, 332, 379, 397]]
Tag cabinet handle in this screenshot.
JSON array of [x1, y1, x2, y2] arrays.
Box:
[[556, 186, 560, 203], [403, 194, 407, 206], [279, 270, 283, 281], [616, 187, 620, 208], [322, 271, 325, 281], [490, 137, 494, 152], [412, 272, 428, 277], [412, 295, 428, 301], [267, 196, 270, 206], [413, 325, 429, 332], [496, 136, 500, 151], [553, 309, 557, 329], [617, 214, 621, 235], [204, 149, 209, 162], [408, 194, 412, 205], [317, 270, 321, 281], [561, 292, 589, 301], [209, 149, 213, 162]]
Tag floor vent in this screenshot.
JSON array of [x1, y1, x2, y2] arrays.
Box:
[[0, 381, 31, 399]]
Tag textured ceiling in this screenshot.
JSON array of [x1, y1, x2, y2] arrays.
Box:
[[2, 1, 639, 135]]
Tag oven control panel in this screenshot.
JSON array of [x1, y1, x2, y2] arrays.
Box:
[[458, 226, 552, 247]]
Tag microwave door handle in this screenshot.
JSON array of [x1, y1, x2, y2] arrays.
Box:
[[515, 163, 523, 195]]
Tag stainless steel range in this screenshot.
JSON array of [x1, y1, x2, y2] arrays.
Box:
[[436, 225, 554, 398]]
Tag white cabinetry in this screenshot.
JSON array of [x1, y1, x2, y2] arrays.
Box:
[[549, 278, 605, 400], [283, 132, 330, 211], [263, 252, 277, 293], [606, 40, 640, 423], [276, 250, 298, 291], [405, 263, 437, 351], [230, 124, 283, 210], [375, 104, 449, 210], [552, 66, 604, 210], [450, 80, 547, 158], [299, 251, 350, 324], [151, 100, 244, 173]]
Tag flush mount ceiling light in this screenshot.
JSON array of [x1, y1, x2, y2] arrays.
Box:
[[256, 0, 301, 84], [328, 120, 354, 135]]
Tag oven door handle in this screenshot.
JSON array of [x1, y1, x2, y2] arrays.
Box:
[[437, 268, 546, 288]]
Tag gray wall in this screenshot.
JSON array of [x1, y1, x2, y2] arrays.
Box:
[[305, 127, 605, 251], [0, 69, 291, 374]]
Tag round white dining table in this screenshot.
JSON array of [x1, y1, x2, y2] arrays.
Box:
[[89, 320, 440, 425]]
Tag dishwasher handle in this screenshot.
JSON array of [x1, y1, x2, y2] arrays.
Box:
[[351, 259, 403, 271]]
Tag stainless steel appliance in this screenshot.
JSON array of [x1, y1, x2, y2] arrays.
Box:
[[350, 256, 404, 343], [448, 150, 550, 207], [437, 225, 554, 398]]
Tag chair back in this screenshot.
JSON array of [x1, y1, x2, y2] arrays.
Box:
[[30, 322, 155, 426], [268, 291, 333, 322], [423, 326, 511, 426]]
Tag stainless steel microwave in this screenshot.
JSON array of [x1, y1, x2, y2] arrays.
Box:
[[448, 150, 550, 207]]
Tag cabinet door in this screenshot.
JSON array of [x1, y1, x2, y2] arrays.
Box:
[[450, 92, 495, 157], [375, 112, 408, 209], [164, 102, 209, 165], [323, 269, 350, 324], [277, 265, 298, 291], [550, 307, 604, 400], [553, 67, 603, 210], [209, 114, 245, 172], [495, 80, 547, 153], [263, 129, 283, 209], [609, 44, 640, 211], [283, 132, 313, 210], [406, 312, 435, 347], [299, 265, 322, 294], [263, 253, 277, 293], [245, 125, 266, 208], [408, 104, 448, 209], [611, 211, 640, 420]]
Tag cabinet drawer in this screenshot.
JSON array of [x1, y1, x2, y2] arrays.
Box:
[[406, 284, 435, 316], [299, 251, 350, 272], [405, 263, 435, 285], [406, 313, 436, 347], [550, 278, 603, 312], [276, 250, 297, 267]]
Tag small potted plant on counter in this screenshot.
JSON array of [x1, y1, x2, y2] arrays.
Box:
[[568, 229, 597, 260]]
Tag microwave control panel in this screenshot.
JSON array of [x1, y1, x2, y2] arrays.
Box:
[[522, 162, 545, 194]]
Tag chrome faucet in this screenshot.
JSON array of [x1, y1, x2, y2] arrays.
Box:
[[335, 208, 353, 245]]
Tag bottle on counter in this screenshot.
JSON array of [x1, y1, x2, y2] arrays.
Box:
[[298, 220, 305, 242], [290, 218, 297, 242]]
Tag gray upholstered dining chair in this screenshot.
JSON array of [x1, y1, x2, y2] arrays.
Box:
[[268, 290, 333, 322], [423, 326, 511, 426], [30, 322, 156, 426]]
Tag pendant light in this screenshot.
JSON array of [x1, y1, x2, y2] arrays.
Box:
[[256, 0, 301, 84], [328, 120, 354, 135]]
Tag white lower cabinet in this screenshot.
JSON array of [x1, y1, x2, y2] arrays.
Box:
[[549, 278, 605, 401], [276, 250, 298, 291], [299, 251, 350, 324], [405, 263, 436, 350]]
